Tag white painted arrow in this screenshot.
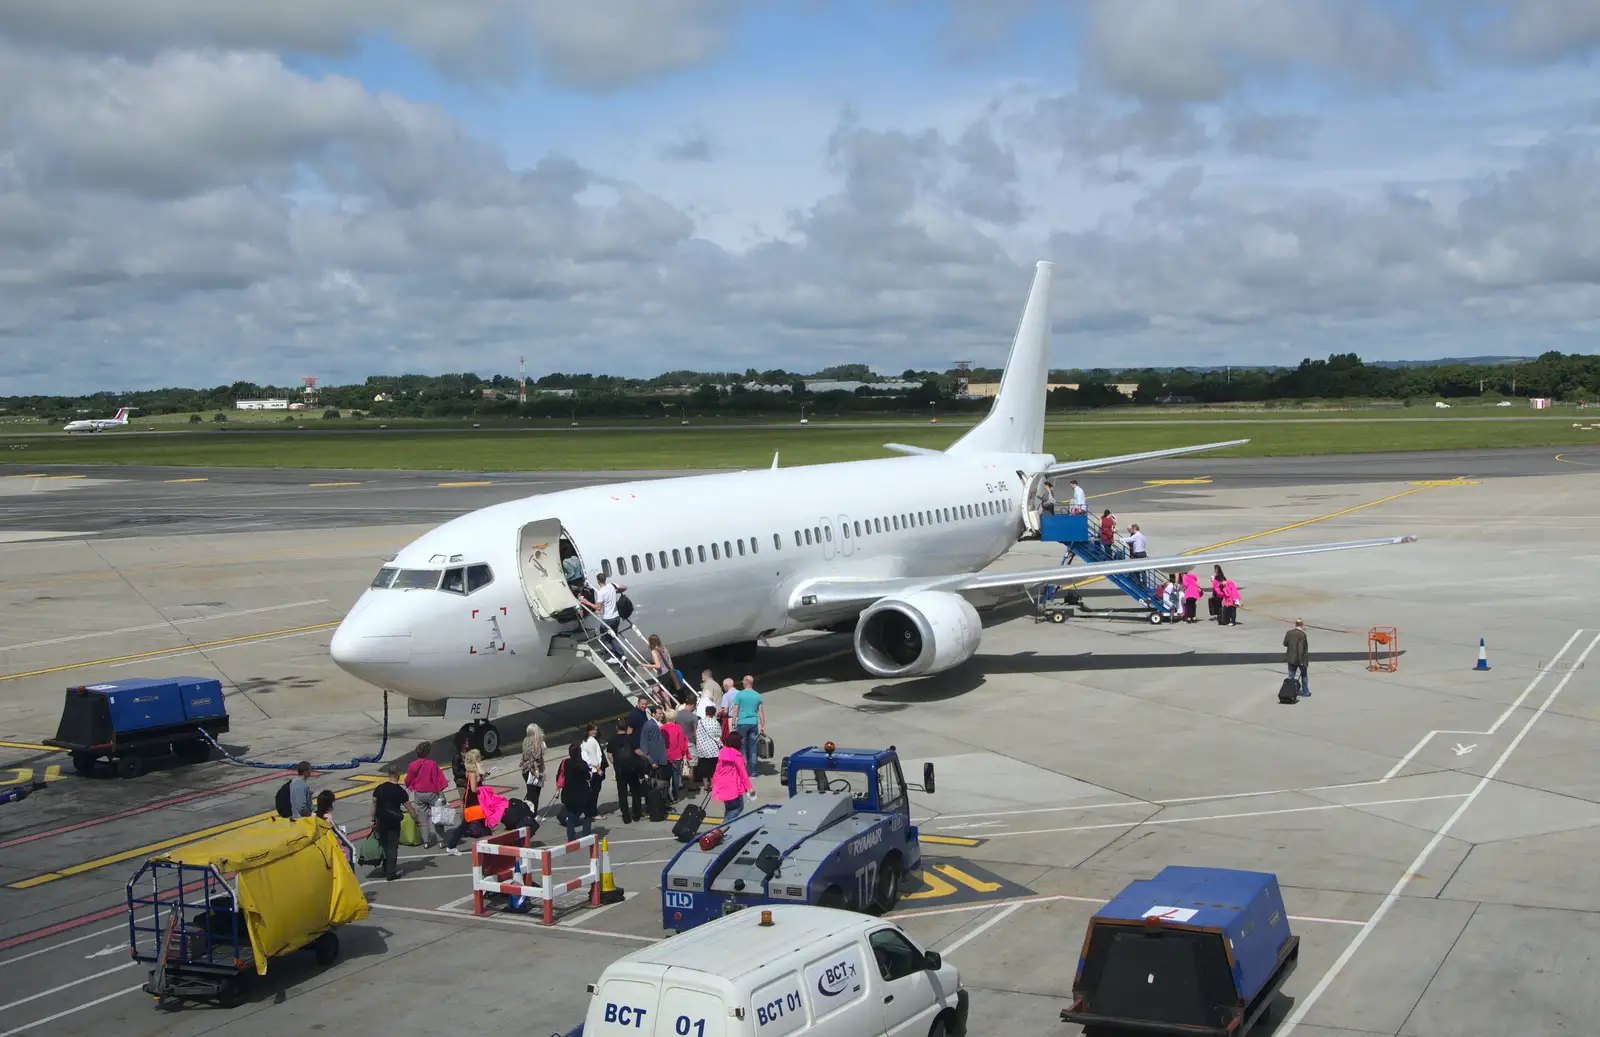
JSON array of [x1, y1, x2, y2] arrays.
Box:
[[1452, 743, 1477, 756], [85, 944, 124, 959]]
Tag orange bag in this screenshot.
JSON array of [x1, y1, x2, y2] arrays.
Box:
[[463, 805, 485, 823]]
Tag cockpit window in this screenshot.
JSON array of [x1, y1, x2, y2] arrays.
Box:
[[394, 569, 442, 590], [441, 567, 466, 594], [466, 564, 493, 592], [371, 567, 398, 589]]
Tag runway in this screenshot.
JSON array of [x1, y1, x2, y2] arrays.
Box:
[[1, 446, 1590, 539], [0, 446, 1596, 1036]]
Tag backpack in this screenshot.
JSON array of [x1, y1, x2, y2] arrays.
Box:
[[617, 593, 634, 620], [274, 780, 293, 818]]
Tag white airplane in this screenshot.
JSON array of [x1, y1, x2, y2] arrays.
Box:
[[331, 262, 1413, 745], [63, 407, 132, 433]]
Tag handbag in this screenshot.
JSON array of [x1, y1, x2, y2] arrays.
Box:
[[399, 811, 422, 847], [356, 833, 383, 866], [463, 804, 485, 823]]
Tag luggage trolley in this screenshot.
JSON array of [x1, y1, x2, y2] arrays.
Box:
[[127, 818, 366, 1008]]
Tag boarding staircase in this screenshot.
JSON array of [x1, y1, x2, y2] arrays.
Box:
[[552, 607, 681, 713], [1036, 512, 1169, 615]]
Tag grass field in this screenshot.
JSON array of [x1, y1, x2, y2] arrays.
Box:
[[1, 415, 1596, 470]]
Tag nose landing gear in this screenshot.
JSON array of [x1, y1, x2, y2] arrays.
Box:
[[458, 719, 502, 757]]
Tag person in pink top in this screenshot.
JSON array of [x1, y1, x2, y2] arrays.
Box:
[[1181, 571, 1201, 623], [1220, 575, 1241, 626], [661, 707, 689, 801], [711, 731, 752, 820], [404, 740, 450, 848], [1209, 566, 1226, 623]]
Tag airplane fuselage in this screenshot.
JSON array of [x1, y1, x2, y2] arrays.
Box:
[[330, 450, 1051, 698]]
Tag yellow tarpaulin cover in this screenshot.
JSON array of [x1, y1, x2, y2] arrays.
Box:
[[158, 816, 368, 975]]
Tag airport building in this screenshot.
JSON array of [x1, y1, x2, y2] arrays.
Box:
[[235, 398, 290, 410]]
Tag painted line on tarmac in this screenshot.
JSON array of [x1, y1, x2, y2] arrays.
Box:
[[1143, 478, 1212, 485], [937, 901, 1023, 956], [0, 922, 125, 969], [0, 983, 144, 1037], [0, 536, 411, 591], [0, 622, 338, 682], [1277, 628, 1600, 1037], [309, 481, 363, 486], [0, 599, 329, 652], [369, 901, 661, 942], [890, 892, 1368, 927], [941, 793, 1468, 843], [162, 477, 208, 483], [0, 962, 134, 1014], [0, 770, 284, 851], [437, 480, 494, 487], [1553, 453, 1600, 467], [103, 626, 332, 669], [7, 774, 385, 889]]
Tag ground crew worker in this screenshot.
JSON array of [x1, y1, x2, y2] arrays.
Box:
[[1284, 619, 1310, 696]]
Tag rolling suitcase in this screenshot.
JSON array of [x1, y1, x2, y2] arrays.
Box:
[[500, 797, 539, 836], [673, 795, 709, 842], [1278, 677, 1301, 704], [1208, 596, 1221, 619], [757, 732, 775, 761], [645, 778, 670, 823]]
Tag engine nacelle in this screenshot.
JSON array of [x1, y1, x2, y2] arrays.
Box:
[[853, 591, 982, 678]]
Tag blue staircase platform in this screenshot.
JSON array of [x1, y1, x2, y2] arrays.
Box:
[[1038, 513, 1167, 613]]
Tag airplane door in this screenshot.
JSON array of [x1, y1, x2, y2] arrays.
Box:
[[818, 517, 836, 561], [837, 513, 854, 557], [517, 519, 579, 621]]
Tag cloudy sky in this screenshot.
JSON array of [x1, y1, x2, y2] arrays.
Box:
[[2, 1, 1598, 394]]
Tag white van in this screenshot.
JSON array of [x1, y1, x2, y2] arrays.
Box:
[[571, 905, 968, 1037]]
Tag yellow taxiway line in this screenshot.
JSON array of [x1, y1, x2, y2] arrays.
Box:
[[0, 622, 339, 682]]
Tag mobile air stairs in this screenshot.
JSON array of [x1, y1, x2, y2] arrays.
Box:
[[1033, 512, 1174, 625], [561, 611, 682, 713]]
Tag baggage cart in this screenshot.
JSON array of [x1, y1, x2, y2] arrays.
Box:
[[46, 677, 229, 778], [127, 817, 367, 1008], [1060, 866, 1298, 1035]]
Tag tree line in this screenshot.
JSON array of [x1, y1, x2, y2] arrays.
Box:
[[4, 352, 1594, 423]]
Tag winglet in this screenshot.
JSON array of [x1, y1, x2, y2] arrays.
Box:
[[884, 443, 941, 457], [771, 452, 779, 470]]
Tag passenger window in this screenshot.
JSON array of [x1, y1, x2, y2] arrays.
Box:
[[873, 518, 882, 533], [824, 526, 832, 542], [751, 537, 759, 554], [631, 554, 641, 572], [854, 521, 862, 537], [466, 564, 494, 592], [441, 567, 466, 594], [600, 559, 612, 578], [812, 527, 821, 544], [371, 567, 397, 589], [737, 539, 745, 556], [724, 540, 732, 558], [713, 543, 721, 560], [672, 549, 682, 567], [842, 523, 850, 539], [803, 529, 812, 546], [773, 533, 781, 550], [659, 551, 668, 570], [698, 545, 707, 563], [794, 530, 802, 547], [646, 553, 656, 571], [869, 929, 926, 983]]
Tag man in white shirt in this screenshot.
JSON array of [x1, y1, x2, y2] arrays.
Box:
[[1068, 479, 1087, 514], [1125, 524, 1147, 558], [593, 571, 626, 658]]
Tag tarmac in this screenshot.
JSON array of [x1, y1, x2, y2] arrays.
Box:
[[0, 445, 1597, 1036]]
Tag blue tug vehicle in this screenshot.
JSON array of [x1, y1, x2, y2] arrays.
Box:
[[659, 743, 933, 932]]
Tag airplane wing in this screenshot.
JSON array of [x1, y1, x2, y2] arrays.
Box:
[[881, 438, 1248, 469], [787, 535, 1415, 617], [1043, 439, 1249, 477]]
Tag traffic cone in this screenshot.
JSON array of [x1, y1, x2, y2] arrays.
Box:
[[1474, 638, 1490, 671], [507, 855, 532, 913], [598, 836, 625, 904]]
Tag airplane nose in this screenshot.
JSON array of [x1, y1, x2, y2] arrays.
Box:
[[329, 608, 413, 685]]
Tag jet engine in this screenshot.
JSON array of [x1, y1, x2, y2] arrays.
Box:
[[853, 591, 982, 678]]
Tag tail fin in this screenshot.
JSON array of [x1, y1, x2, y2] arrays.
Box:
[[946, 261, 1052, 456], [112, 407, 130, 422]]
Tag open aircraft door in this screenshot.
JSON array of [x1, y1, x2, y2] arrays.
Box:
[[517, 519, 580, 621]]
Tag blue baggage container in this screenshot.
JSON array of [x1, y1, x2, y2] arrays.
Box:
[[47, 677, 228, 778], [1040, 511, 1090, 543], [1061, 866, 1299, 1036]]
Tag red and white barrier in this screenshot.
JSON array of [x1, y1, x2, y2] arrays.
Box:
[[470, 829, 601, 925]]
